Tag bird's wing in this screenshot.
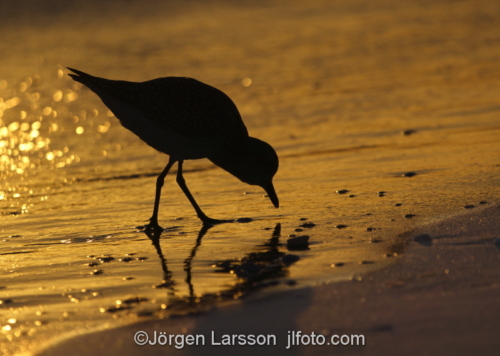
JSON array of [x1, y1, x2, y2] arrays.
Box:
[[67, 68, 249, 140]]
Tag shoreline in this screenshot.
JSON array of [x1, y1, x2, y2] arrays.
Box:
[[37, 202, 500, 356]]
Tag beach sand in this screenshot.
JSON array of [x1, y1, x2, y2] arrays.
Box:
[[37, 203, 500, 355]]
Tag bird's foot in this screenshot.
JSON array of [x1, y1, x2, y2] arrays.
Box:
[[200, 216, 234, 226], [145, 218, 164, 235]]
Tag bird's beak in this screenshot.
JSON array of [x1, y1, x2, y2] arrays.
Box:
[[264, 182, 279, 208]]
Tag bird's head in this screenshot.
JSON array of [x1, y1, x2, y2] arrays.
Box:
[[241, 137, 279, 208], [209, 137, 279, 208]]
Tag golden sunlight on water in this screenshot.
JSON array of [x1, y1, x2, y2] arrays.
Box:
[[1, 0, 500, 355]]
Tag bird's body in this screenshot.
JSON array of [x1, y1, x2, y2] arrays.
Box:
[[67, 68, 279, 227]]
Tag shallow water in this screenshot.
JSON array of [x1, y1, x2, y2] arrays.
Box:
[[2, 0, 500, 354]]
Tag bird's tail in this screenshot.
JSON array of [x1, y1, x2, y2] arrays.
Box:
[[67, 67, 95, 85]]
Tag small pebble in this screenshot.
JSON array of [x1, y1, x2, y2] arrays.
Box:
[[414, 234, 432, 246], [282, 255, 300, 265], [335, 224, 347, 229], [87, 262, 99, 267], [91, 269, 103, 275], [0, 299, 13, 305], [103, 306, 128, 313], [360, 260, 374, 264], [479, 201, 488, 205], [96, 256, 114, 263], [395, 203, 402, 206], [298, 217, 308, 221], [121, 297, 148, 304], [404, 214, 416, 218], [377, 191, 386, 197], [287, 236, 310, 250], [299, 221, 316, 228], [136, 257, 148, 261], [348, 194, 356, 198], [464, 205, 474, 209], [236, 217, 253, 223], [401, 129, 415, 136], [336, 189, 349, 194], [153, 280, 173, 289], [402, 172, 416, 177], [288, 234, 296, 238], [294, 228, 303, 232], [370, 238, 382, 243], [120, 257, 134, 262], [366, 227, 376, 231], [331, 262, 345, 267]]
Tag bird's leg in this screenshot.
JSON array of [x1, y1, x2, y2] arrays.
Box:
[[176, 160, 232, 225], [148, 157, 177, 230]]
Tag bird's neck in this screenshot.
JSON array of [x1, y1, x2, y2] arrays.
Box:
[[208, 138, 252, 184]]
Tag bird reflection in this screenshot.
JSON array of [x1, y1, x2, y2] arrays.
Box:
[[183, 226, 208, 302], [212, 223, 289, 285], [143, 225, 174, 291], [142, 222, 297, 310], [143, 224, 213, 300]]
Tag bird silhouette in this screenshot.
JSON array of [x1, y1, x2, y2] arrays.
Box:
[[67, 68, 279, 228]]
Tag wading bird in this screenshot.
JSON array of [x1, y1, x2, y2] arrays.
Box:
[[67, 68, 279, 228]]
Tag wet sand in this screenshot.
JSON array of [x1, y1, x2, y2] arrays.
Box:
[[38, 203, 500, 356], [1, 0, 500, 354]]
